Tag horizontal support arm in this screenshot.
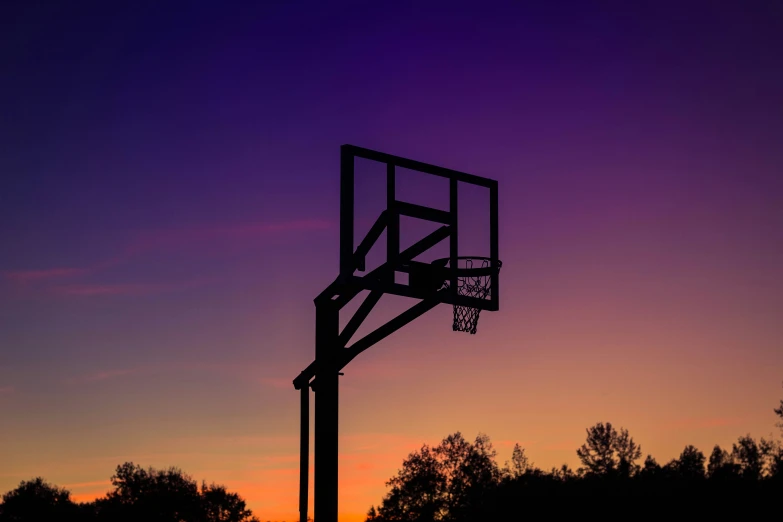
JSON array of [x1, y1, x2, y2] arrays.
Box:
[[310, 293, 443, 389], [295, 288, 448, 390], [316, 226, 451, 308], [342, 144, 496, 188], [340, 295, 442, 369], [400, 225, 450, 260], [396, 202, 451, 224], [298, 226, 454, 389]]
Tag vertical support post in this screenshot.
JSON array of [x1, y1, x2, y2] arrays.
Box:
[[449, 178, 459, 303], [387, 163, 398, 282], [314, 301, 340, 522], [299, 385, 309, 522], [489, 180, 499, 311], [340, 146, 355, 281]]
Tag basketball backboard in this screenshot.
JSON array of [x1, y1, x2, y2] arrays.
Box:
[[333, 144, 500, 314]]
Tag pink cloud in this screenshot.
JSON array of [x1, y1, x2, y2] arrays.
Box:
[[81, 369, 139, 382], [62, 480, 111, 490], [68, 361, 271, 387], [124, 219, 333, 255], [53, 278, 209, 297], [55, 283, 161, 296], [3, 268, 87, 284], [659, 416, 742, 431], [63, 368, 145, 385], [0, 386, 14, 395], [5, 218, 331, 298]]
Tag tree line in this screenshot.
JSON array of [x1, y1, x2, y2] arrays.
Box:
[[366, 392, 783, 521], [4, 391, 783, 521], [0, 462, 260, 522]]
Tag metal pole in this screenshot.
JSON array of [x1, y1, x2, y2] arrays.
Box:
[[314, 301, 340, 522], [299, 385, 309, 522]]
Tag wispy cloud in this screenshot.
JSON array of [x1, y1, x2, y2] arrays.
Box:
[[0, 386, 14, 395], [53, 278, 209, 297], [123, 219, 333, 255], [62, 480, 111, 490], [659, 416, 742, 431], [4, 218, 332, 298], [81, 369, 139, 382], [3, 268, 87, 284], [69, 361, 268, 385]]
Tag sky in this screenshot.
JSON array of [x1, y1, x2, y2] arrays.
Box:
[[1, 0, 782, 520]]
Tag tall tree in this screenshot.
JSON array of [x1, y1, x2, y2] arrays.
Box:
[[95, 462, 258, 522], [576, 422, 641, 477], [614, 425, 643, 477], [673, 445, 706, 479], [640, 455, 662, 479], [381, 443, 444, 521], [370, 432, 500, 521], [501, 443, 531, 480], [97, 462, 201, 522], [0, 478, 80, 522], [707, 445, 739, 480], [760, 438, 783, 479], [732, 436, 763, 480], [200, 483, 257, 522]]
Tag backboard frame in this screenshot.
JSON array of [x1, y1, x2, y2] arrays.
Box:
[[339, 144, 500, 312]]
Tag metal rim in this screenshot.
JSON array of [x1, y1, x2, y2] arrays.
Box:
[[431, 256, 502, 276]]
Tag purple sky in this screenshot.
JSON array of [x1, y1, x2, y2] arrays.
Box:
[[2, 1, 782, 520]]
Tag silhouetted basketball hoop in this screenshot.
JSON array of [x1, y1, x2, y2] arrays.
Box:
[[433, 256, 502, 334], [294, 145, 502, 522]]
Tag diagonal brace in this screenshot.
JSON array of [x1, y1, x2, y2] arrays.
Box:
[[329, 225, 451, 308], [308, 291, 443, 389], [354, 211, 388, 272], [337, 289, 383, 347]]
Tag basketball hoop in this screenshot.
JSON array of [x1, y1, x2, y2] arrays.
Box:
[[434, 257, 502, 334]]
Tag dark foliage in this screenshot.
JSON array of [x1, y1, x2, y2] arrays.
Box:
[[366, 432, 499, 522], [368, 415, 783, 521], [575, 422, 642, 478], [0, 463, 258, 522], [0, 478, 82, 522]]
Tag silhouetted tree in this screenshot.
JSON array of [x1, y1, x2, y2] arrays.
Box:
[[548, 463, 575, 481], [757, 437, 782, 479], [707, 445, 739, 480], [576, 422, 641, 477], [731, 435, 763, 481], [576, 423, 614, 476], [94, 462, 258, 522], [371, 432, 500, 521], [96, 462, 201, 522], [0, 478, 82, 522], [501, 443, 531, 480], [640, 455, 662, 479], [200, 483, 258, 522], [366, 505, 381, 521], [614, 425, 643, 477], [378, 442, 443, 521], [672, 445, 706, 480]]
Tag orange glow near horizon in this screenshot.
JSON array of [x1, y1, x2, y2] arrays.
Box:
[[3, 3, 783, 522]]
